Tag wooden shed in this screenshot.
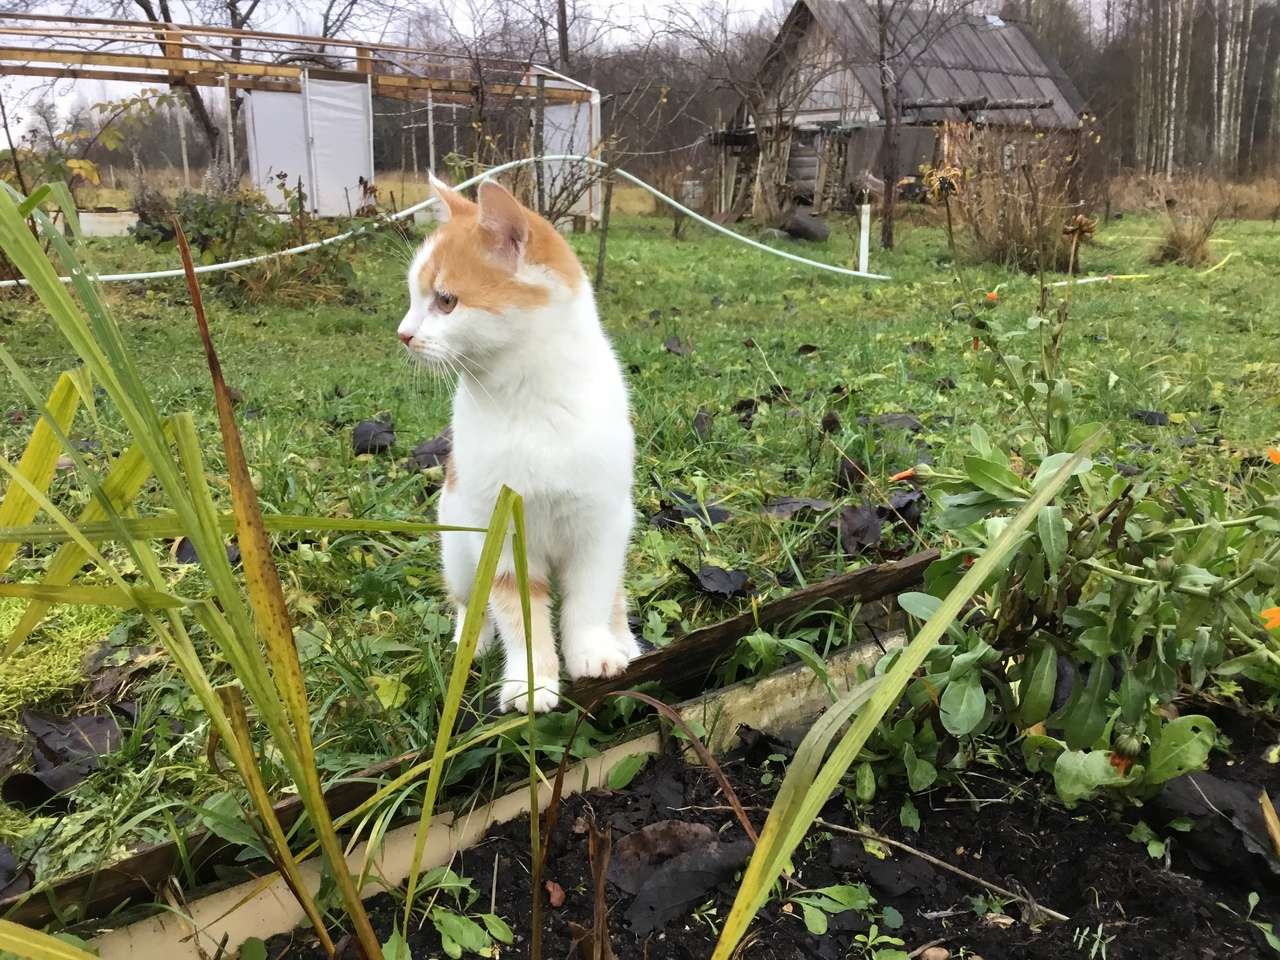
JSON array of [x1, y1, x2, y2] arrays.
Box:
[[711, 1, 1086, 213]]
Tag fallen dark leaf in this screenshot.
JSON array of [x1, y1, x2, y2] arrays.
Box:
[[70, 439, 103, 454], [0, 844, 32, 900], [648, 309, 662, 321], [3, 710, 124, 810], [650, 491, 730, 529], [608, 821, 717, 895], [352, 419, 396, 455], [24, 710, 120, 763], [732, 398, 758, 425], [669, 307, 682, 316], [610, 819, 754, 935], [411, 429, 453, 470], [881, 489, 926, 530], [834, 502, 884, 555], [1131, 410, 1170, 426], [732, 724, 795, 765], [743, 338, 756, 349], [173, 537, 241, 567], [796, 343, 820, 355], [935, 377, 957, 391], [693, 406, 713, 442], [663, 335, 692, 357], [760, 497, 833, 520], [904, 340, 935, 355], [820, 411, 841, 434], [835, 455, 868, 494], [672, 560, 751, 601], [546, 880, 567, 908], [7, 410, 24, 423], [1150, 771, 1280, 882], [225, 386, 245, 404], [711, 296, 724, 308], [244, 408, 264, 420], [1117, 463, 1141, 477], [876, 413, 924, 433]]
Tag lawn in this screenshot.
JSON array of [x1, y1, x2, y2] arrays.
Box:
[[0, 201, 1278, 901]]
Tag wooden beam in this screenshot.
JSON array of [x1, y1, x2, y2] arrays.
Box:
[[0, 63, 302, 94], [0, 45, 592, 102]]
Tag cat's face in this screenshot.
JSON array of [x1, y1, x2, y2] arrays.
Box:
[[398, 178, 582, 374]]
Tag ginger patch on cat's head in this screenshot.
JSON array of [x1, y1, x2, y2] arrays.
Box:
[[415, 178, 583, 315]]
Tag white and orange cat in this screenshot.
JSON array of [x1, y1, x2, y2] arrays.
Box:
[[398, 177, 637, 713]]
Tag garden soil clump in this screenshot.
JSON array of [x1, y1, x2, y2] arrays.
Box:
[[267, 706, 1278, 960]]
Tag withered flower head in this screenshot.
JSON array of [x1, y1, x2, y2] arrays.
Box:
[[1063, 214, 1097, 239], [926, 165, 963, 201]]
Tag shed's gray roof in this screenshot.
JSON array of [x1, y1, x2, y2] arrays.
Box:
[[796, 1, 1085, 128]]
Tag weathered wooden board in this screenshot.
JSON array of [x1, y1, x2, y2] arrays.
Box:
[[2, 549, 936, 929]]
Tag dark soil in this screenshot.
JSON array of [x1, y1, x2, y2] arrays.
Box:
[[267, 705, 1280, 960]]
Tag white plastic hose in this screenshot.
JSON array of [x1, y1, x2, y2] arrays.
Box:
[[0, 154, 890, 287]]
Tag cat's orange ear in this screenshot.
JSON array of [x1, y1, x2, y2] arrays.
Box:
[[429, 174, 473, 222], [477, 179, 529, 269]]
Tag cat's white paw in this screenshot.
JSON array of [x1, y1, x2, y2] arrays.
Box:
[[563, 635, 635, 681], [498, 677, 560, 713]]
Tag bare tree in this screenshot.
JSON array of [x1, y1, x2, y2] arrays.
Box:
[[830, 0, 981, 249], [662, 0, 845, 222]]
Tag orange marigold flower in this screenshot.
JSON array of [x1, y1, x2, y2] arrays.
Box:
[[1267, 448, 1280, 464], [1109, 752, 1134, 776], [986, 291, 999, 302], [1263, 607, 1280, 631], [973, 336, 980, 351]]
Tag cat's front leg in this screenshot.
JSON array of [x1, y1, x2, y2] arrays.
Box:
[[557, 520, 638, 681], [487, 569, 561, 713]]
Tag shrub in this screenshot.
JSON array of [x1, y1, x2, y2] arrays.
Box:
[[130, 180, 363, 305], [946, 115, 1105, 273], [1150, 177, 1238, 267]]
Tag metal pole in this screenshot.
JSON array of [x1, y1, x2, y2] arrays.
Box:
[[427, 87, 436, 174], [534, 74, 546, 215]]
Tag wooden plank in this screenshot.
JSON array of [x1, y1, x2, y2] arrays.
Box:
[[0, 45, 302, 79], [561, 549, 937, 707], [0, 550, 935, 929]]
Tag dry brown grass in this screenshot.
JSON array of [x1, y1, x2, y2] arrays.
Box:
[[1110, 172, 1280, 221], [1141, 176, 1239, 267], [946, 119, 1105, 274]]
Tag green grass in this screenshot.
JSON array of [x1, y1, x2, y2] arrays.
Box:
[[0, 208, 1277, 891]]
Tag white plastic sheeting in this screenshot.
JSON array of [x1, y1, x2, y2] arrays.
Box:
[[244, 74, 375, 217], [528, 74, 601, 220]]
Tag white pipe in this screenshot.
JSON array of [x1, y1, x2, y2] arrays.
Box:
[[0, 155, 891, 287], [858, 203, 870, 275]]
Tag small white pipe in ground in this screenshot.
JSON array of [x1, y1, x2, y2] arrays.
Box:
[[858, 203, 870, 275], [0, 155, 892, 287]]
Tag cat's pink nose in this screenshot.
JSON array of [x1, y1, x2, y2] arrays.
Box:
[[398, 332, 413, 345]]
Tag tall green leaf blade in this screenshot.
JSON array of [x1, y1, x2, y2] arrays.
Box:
[[0, 372, 79, 577], [711, 430, 1103, 959]]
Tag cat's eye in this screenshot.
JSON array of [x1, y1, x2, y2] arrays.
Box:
[[435, 291, 458, 314]]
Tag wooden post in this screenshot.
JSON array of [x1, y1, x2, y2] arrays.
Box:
[[426, 87, 436, 174], [407, 99, 418, 174], [534, 73, 546, 216], [223, 73, 236, 176], [177, 101, 190, 188], [594, 165, 614, 289]]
